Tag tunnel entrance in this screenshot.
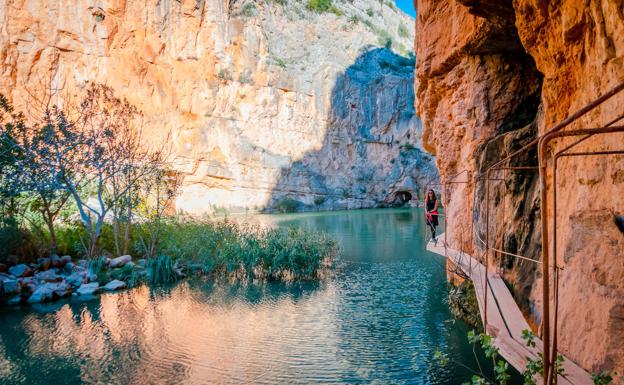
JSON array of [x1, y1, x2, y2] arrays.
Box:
[[394, 191, 412, 205]]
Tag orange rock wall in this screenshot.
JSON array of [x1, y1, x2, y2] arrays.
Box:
[[416, 0, 624, 379]]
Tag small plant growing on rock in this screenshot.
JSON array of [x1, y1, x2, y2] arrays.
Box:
[[592, 372, 613, 385], [217, 68, 231, 81], [314, 196, 326, 206], [366, 8, 374, 17], [398, 22, 409, 38]]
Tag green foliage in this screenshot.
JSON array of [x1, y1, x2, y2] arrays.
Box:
[[148, 219, 337, 281], [306, 0, 341, 15], [217, 68, 231, 80], [366, 8, 374, 17], [147, 255, 178, 284], [377, 29, 393, 49], [398, 22, 409, 38], [433, 350, 450, 366], [521, 329, 536, 347], [447, 281, 482, 329], [274, 197, 300, 213], [238, 2, 257, 17], [314, 196, 326, 206], [273, 57, 288, 69], [384, 0, 396, 10], [592, 372, 613, 385], [347, 15, 360, 25], [238, 72, 253, 84]]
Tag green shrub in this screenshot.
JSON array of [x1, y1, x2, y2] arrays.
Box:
[[314, 196, 326, 205], [347, 15, 360, 25], [306, 0, 333, 13], [446, 280, 482, 329], [366, 8, 374, 17], [217, 68, 231, 81], [238, 2, 257, 17], [273, 57, 288, 69], [147, 255, 178, 284], [328, 4, 343, 16], [274, 197, 300, 213], [377, 30, 393, 49], [398, 22, 409, 38]]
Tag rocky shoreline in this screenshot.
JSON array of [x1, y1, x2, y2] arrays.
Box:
[[0, 255, 157, 306]]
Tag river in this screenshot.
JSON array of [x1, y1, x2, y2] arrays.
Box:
[[0, 208, 520, 384]]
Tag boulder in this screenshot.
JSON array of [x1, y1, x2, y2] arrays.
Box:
[[2, 279, 20, 294], [50, 254, 62, 268], [78, 259, 89, 269], [66, 272, 86, 287], [8, 264, 32, 278], [7, 295, 22, 306], [28, 283, 57, 303], [53, 281, 72, 297], [35, 269, 61, 282], [109, 255, 132, 268], [59, 255, 72, 266], [103, 280, 127, 291], [64, 262, 76, 273], [76, 282, 99, 296], [38, 257, 52, 271], [20, 277, 37, 293]]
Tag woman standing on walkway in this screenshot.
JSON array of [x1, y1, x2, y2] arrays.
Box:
[[425, 189, 439, 243]]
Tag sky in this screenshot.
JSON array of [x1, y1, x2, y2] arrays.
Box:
[[395, 0, 415, 18]]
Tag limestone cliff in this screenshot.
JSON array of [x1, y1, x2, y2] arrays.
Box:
[[416, 0, 624, 379], [0, 0, 437, 214]]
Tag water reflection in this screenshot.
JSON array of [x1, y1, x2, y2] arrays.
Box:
[[0, 209, 518, 385]]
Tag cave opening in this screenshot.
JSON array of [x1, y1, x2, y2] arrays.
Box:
[[395, 191, 412, 204]]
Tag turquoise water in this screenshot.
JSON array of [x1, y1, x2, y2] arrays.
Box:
[[0, 208, 518, 384]]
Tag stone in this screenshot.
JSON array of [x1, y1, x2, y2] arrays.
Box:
[[103, 280, 127, 291], [2, 279, 20, 294], [76, 282, 99, 296], [35, 269, 61, 282], [78, 260, 89, 269], [50, 255, 62, 268], [20, 277, 37, 293], [27, 283, 57, 303], [65, 272, 86, 287], [7, 296, 22, 306], [38, 257, 51, 271], [109, 255, 132, 268], [59, 255, 72, 266], [8, 264, 32, 278], [64, 262, 76, 273], [53, 281, 72, 297]]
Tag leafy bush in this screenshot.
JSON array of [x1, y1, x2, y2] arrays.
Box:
[[397, 22, 409, 38], [306, 0, 339, 14], [347, 15, 360, 25], [377, 30, 393, 49], [446, 280, 482, 329], [274, 197, 300, 213], [217, 68, 231, 80], [238, 2, 257, 17], [314, 196, 326, 206], [366, 8, 374, 17]]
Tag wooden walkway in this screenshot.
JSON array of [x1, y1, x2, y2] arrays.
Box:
[[427, 235, 593, 385]]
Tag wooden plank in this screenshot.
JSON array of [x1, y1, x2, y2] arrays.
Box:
[[426, 234, 593, 385]]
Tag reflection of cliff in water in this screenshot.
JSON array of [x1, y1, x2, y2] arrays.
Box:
[[265, 48, 438, 212]]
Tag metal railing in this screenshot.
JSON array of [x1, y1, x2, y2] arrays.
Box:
[[427, 80, 624, 385]]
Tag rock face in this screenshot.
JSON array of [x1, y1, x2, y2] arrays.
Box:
[[0, 0, 437, 213], [416, 0, 624, 379]]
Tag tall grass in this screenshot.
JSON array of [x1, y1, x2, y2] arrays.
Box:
[[137, 218, 338, 281]]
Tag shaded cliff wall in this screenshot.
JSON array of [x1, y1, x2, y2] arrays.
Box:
[[267, 48, 438, 212], [416, 0, 624, 378], [0, 0, 437, 214]]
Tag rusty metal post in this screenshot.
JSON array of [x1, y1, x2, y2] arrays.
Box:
[[538, 134, 552, 385], [484, 168, 491, 330]]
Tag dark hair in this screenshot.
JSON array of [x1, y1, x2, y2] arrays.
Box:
[[426, 189, 437, 203]]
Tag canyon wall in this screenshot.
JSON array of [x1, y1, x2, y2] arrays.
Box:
[[0, 0, 437, 214], [416, 0, 624, 379]]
